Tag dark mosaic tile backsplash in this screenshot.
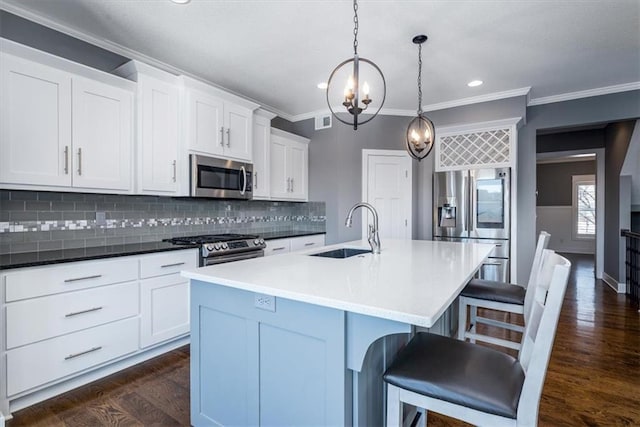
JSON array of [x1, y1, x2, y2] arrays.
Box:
[[0, 190, 325, 255]]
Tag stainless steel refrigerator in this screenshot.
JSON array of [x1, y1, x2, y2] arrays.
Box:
[[433, 167, 511, 282]]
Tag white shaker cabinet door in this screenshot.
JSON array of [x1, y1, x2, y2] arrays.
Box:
[[72, 78, 133, 191], [269, 135, 289, 199], [0, 54, 72, 187], [187, 89, 224, 156], [139, 75, 180, 194], [252, 115, 271, 199], [223, 102, 252, 161], [288, 140, 308, 201], [140, 274, 190, 348]]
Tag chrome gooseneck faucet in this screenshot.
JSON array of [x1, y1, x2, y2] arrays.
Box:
[[345, 202, 381, 254]]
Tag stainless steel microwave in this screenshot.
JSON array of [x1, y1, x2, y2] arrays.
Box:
[[190, 155, 253, 200]]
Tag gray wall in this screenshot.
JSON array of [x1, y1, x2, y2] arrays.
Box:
[[603, 121, 636, 281], [537, 129, 605, 153], [536, 161, 596, 206], [276, 96, 527, 246], [0, 10, 129, 72], [519, 91, 640, 283]]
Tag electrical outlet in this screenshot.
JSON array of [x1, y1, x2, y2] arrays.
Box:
[[95, 211, 106, 226], [254, 293, 276, 312]]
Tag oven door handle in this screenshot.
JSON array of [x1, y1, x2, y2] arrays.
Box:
[[240, 166, 247, 195], [203, 250, 264, 266]]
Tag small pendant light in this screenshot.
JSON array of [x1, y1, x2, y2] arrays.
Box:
[[326, 0, 386, 130], [406, 35, 435, 161]]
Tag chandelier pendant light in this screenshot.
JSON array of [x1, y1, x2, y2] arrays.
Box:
[[406, 35, 436, 161], [326, 0, 386, 130]]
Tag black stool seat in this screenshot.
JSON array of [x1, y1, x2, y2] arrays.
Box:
[[383, 332, 525, 419], [460, 279, 525, 305]]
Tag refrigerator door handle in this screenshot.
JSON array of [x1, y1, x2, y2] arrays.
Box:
[[469, 174, 475, 232]]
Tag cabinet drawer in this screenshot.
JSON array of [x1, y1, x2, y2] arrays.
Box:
[[264, 238, 290, 256], [7, 317, 139, 396], [139, 249, 198, 279], [5, 258, 138, 302], [290, 234, 325, 252], [6, 281, 138, 349]]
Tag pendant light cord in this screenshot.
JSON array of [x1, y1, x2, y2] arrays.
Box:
[[353, 0, 359, 55], [417, 43, 423, 115]]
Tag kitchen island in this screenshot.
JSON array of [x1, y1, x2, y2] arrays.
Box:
[[181, 239, 494, 426]]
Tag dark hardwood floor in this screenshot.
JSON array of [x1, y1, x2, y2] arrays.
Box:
[[7, 253, 640, 426]]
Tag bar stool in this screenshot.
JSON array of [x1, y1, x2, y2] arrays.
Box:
[[384, 250, 570, 427], [458, 231, 551, 352]]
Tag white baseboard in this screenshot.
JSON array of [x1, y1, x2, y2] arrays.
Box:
[[603, 272, 626, 294]]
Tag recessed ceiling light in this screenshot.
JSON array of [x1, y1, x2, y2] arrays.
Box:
[[467, 80, 483, 87], [317, 82, 328, 89], [170, 0, 191, 4]]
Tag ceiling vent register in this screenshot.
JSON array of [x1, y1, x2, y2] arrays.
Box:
[[438, 128, 511, 169]]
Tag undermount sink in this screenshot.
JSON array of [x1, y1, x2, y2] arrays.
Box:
[[310, 248, 372, 259]]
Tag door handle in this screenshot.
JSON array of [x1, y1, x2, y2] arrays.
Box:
[[65, 306, 103, 317], [219, 127, 224, 146], [64, 274, 102, 283], [226, 128, 231, 147], [64, 146, 69, 175], [172, 160, 177, 182], [286, 177, 291, 192], [64, 346, 102, 361], [77, 148, 82, 176], [290, 178, 294, 192], [254, 172, 258, 189]]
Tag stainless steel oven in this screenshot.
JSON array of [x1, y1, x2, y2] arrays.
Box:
[[164, 234, 266, 267], [190, 154, 253, 200]]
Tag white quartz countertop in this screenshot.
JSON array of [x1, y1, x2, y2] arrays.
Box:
[[181, 239, 494, 328]]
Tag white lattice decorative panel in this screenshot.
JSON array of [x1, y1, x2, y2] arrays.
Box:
[[438, 128, 511, 170]]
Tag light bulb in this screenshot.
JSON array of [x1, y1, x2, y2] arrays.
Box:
[[347, 75, 355, 90], [363, 82, 370, 96], [410, 129, 420, 143]]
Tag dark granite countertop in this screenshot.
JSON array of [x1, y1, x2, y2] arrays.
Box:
[[261, 231, 325, 240], [0, 231, 326, 270], [0, 242, 199, 271]]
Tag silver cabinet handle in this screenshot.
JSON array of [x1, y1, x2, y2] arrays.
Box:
[[65, 306, 103, 317], [64, 146, 69, 175], [272, 247, 286, 251], [161, 262, 185, 268], [286, 177, 291, 192], [77, 148, 82, 176], [483, 262, 503, 266], [64, 274, 102, 283], [220, 127, 224, 146], [64, 346, 102, 361], [304, 242, 315, 246], [290, 177, 294, 192], [226, 128, 231, 147], [172, 160, 177, 182], [254, 172, 258, 189]]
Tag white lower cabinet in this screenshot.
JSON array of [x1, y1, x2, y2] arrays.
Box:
[[7, 317, 139, 397], [140, 275, 190, 348], [1, 247, 197, 414], [265, 234, 326, 256]]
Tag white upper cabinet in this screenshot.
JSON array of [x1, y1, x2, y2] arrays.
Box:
[[114, 61, 181, 195], [270, 128, 309, 201], [182, 76, 258, 162], [0, 54, 72, 187], [252, 110, 276, 199], [72, 77, 132, 191], [0, 40, 135, 193]]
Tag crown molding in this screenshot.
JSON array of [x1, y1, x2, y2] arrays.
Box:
[[528, 82, 640, 106], [289, 87, 531, 122], [0, 0, 289, 118]]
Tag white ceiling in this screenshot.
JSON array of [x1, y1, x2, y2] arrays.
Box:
[[2, 0, 639, 121]]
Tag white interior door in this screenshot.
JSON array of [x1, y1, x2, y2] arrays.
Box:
[[362, 150, 412, 240]]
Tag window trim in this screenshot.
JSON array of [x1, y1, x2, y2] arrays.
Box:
[[572, 174, 596, 240]]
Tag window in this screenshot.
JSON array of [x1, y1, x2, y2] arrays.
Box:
[[572, 175, 596, 239]]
